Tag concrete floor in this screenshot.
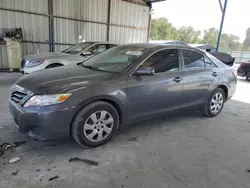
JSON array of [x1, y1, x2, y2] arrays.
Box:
[[1, 73, 250, 188]]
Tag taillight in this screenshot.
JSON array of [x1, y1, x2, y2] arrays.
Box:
[[240, 62, 248, 67]]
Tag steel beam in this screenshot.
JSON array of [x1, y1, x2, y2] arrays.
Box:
[[48, 0, 54, 52], [216, 0, 228, 52]]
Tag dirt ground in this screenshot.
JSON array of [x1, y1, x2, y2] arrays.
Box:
[[1, 73, 250, 188]]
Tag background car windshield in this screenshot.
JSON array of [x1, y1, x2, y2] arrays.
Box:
[[82, 46, 146, 73], [62, 42, 93, 54]]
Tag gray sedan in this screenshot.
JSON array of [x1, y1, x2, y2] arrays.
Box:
[[10, 43, 237, 147]]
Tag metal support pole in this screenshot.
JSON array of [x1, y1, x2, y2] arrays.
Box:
[[106, 0, 111, 42], [216, 0, 228, 52], [48, 0, 54, 52]]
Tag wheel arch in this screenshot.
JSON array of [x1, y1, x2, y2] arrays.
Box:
[[45, 62, 64, 68], [216, 84, 228, 100], [69, 96, 125, 136]]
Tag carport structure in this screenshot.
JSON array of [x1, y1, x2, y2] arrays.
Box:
[[0, 0, 228, 69], [0, 0, 164, 68]]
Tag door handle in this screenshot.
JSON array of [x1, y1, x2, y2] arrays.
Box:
[[212, 72, 218, 77], [173, 77, 182, 82]]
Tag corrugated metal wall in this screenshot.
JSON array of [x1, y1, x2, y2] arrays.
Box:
[[0, 0, 150, 69], [0, 0, 50, 68]]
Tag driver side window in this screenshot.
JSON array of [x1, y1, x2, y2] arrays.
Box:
[[140, 49, 179, 73]]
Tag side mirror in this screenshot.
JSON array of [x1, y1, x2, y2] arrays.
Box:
[[134, 66, 155, 76], [80, 51, 92, 56]]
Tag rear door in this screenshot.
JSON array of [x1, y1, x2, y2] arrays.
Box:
[[180, 49, 221, 107], [126, 48, 184, 120]]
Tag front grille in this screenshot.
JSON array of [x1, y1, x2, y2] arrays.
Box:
[[11, 91, 28, 104], [21, 59, 26, 68]]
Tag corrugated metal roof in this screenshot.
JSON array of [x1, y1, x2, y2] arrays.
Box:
[[0, 0, 48, 14], [0, 10, 49, 41], [53, 0, 108, 23]]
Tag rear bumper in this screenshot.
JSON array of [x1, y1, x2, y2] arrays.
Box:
[[9, 100, 75, 140]]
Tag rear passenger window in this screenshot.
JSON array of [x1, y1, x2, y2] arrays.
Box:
[[182, 50, 205, 69], [141, 49, 179, 73], [204, 56, 217, 68]]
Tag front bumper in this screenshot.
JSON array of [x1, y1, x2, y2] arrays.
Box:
[[9, 100, 75, 140], [21, 66, 42, 74]]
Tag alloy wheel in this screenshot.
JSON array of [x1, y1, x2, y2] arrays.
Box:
[[83, 110, 114, 142], [210, 93, 224, 114]]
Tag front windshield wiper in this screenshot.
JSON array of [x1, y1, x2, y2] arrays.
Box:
[[81, 64, 106, 72], [81, 64, 117, 73]]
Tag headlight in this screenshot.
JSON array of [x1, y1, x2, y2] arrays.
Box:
[[26, 60, 44, 68], [24, 94, 71, 107]]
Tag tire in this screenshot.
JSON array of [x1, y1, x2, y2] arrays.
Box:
[[72, 101, 119, 148], [46, 64, 62, 69], [245, 72, 250, 81], [203, 88, 225, 117]]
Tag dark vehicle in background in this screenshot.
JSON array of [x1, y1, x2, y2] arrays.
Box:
[[9, 43, 237, 148], [237, 60, 250, 81]]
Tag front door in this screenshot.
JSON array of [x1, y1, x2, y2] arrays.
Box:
[[180, 49, 221, 107], [126, 48, 184, 120]]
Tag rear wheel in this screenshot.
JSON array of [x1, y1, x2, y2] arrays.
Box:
[[72, 101, 119, 148], [203, 88, 225, 117]]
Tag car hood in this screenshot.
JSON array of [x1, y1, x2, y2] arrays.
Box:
[[24, 52, 77, 61], [16, 65, 117, 93]]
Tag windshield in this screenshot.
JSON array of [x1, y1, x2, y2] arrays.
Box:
[[62, 42, 93, 54], [81, 46, 146, 73]]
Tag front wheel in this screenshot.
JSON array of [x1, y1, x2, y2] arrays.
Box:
[[203, 88, 225, 117], [72, 101, 119, 148], [46, 64, 62, 69]]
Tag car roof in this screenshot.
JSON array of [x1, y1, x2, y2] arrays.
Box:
[[84, 41, 118, 45], [120, 43, 200, 51]]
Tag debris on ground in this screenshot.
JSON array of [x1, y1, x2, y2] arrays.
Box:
[[247, 169, 250, 173], [11, 169, 19, 176], [47, 168, 51, 171], [68, 157, 98, 166], [0, 143, 12, 149], [0, 148, 4, 157], [9, 157, 20, 164], [126, 176, 128, 178], [0, 141, 26, 157], [35, 174, 44, 182], [36, 169, 40, 172], [13, 141, 26, 147], [128, 137, 137, 141], [49, 175, 59, 181]]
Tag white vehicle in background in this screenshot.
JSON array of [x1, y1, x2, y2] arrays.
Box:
[[20, 41, 117, 74]]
